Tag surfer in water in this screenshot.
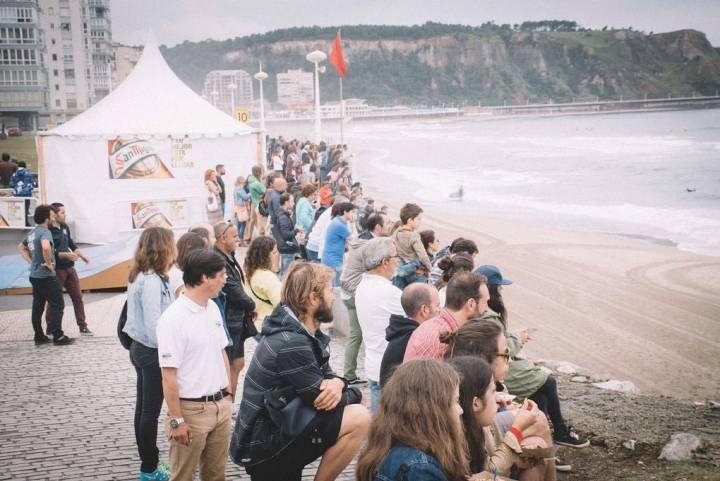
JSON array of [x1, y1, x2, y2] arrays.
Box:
[[450, 185, 464, 201]]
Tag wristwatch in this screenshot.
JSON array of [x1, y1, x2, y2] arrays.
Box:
[[170, 417, 185, 429]]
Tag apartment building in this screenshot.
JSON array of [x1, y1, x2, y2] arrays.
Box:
[[201, 69, 253, 116], [112, 42, 140, 85]]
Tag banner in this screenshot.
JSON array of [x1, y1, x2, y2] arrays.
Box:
[[107, 137, 174, 179], [0, 197, 31, 228], [130, 199, 190, 229]]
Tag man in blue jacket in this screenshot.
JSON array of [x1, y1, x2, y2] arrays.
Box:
[[231, 262, 370, 481]]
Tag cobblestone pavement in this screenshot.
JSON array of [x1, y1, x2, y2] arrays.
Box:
[[0, 293, 367, 481]]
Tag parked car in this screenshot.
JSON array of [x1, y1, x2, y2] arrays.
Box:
[[7, 127, 21, 136]]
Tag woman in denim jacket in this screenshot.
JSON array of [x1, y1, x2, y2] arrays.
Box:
[[122, 227, 176, 481], [356, 360, 471, 481]]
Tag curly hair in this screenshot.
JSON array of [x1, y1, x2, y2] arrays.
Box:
[[244, 236, 277, 280], [435, 253, 474, 290], [128, 227, 176, 282]]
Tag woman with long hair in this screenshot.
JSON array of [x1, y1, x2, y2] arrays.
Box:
[[204, 168, 223, 224], [122, 227, 176, 481], [435, 253, 474, 307], [356, 359, 470, 481], [243, 235, 281, 329], [443, 321, 558, 480], [167, 232, 207, 297]]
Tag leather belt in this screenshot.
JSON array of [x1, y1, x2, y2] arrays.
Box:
[[180, 390, 229, 403]]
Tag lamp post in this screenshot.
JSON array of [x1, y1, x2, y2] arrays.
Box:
[[254, 66, 269, 165], [306, 50, 327, 144], [227, 82, 237, 117]]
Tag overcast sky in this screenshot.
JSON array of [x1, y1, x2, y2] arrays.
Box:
[[112, 0, 720, 47]]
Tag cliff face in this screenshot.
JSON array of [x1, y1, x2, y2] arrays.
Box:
[[162, 27, 720, 105]]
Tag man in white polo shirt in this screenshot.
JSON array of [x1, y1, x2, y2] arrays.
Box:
[[354, 237, 404, 413], [157, 249, 232, 481]]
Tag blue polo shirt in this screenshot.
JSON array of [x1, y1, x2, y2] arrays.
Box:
[[322, 216, 351, 268]]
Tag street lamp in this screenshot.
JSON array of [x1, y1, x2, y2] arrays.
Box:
[[306, 50, 327, 144], [227, 82, 237, 116], [254, 66, 269, 165]]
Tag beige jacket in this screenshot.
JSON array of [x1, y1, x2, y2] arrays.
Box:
[[392, 228, 432, 271], [482, 424, 522, 476]]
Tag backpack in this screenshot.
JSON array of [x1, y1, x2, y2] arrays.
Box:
[[117, 300, 133, 350], [258, 192, 269, 217]]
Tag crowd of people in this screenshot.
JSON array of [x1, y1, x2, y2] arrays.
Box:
[[17, 137, 589, 481]]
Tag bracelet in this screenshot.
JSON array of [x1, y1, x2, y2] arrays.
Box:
[[509, 426, 523, 444]]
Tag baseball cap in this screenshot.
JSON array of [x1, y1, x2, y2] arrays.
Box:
[[474, 265, 512, 286]]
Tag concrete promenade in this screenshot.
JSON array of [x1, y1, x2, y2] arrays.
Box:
[[0, 292, 364, 481]]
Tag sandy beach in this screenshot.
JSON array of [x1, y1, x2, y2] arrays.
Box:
[[375, 195, 720, 401]]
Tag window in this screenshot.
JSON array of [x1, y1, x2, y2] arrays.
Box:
[[51, 38, 56, 45], [64, 69, 74, 79], [50, 23, 55, 30], [0, 27, 36, 45], [0, 69, 40, 86], [67, 98, 77, 109], [53, 69, 58, 76], [52, 53, 57, 61], [55, 84, 59, 90], [0, 48, 37, 65], [56, 99, 61, 107], [61, 23, 71, 32], [48, 7, 54, 15]]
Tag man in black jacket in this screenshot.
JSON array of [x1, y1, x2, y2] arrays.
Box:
[[213, 221, 256, 399], [266, 176, 287, 228], [231, 262, 370, 481], [379, 283, 440, 387], [271, 192, 300, 276]]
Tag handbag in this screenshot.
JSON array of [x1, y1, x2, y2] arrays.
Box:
[[117, 300, 133, 350], [264, 386, 319, 438], [235, 202, 250, 222], [207, 193, 219, 212]]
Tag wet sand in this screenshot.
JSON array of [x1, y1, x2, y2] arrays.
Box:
[[378, 196, 720, 400]]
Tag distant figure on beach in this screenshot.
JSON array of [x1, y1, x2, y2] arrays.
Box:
[[686, 187, 696, 193], [449, 185, 464, 201]]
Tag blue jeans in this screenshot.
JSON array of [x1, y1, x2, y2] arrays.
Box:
[[280, 253, 295, 277], [236, 220, 247, 240], [392, 259, 427, 289], [330, 264, 343, 287], [306, 248, 318, 262], [369, 380, 381, 414]]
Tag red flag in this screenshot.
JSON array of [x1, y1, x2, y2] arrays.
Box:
[[329, 30, 347, 78]]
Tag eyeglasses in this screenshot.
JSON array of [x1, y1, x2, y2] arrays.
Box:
[[496, 350, 511, 362], [220, 222, 233, 237]]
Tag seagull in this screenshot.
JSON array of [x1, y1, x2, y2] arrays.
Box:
[[686, 187, 696, 193]]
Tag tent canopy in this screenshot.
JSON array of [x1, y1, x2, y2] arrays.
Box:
[[41, 36, 252, 139]]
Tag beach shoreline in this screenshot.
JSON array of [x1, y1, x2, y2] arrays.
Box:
[[371, 192, 720, 401]]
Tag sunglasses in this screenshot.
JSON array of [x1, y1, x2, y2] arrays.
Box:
[[496, 349, 511, 362]]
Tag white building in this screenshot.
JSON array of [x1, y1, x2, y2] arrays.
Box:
[[112, 42, 141, 86], [37, 0, 113, 123], [276, 68, 313, 108], [201, 69, 253, 116]]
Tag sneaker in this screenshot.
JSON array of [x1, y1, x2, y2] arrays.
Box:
[[79, 327, 94, 336], [347, 378, 367, 386], [34, 335, 51, 345], [554, 426, 590, 448], [52, 335, 75, 346], [139, 464, 170, 481], [555, 457, 572, 472]]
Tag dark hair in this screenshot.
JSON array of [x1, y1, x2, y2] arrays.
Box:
[[129, 227, 176, 282], [301, 184, 317, 198], [445, 272, 486, 311], [441, 319, 504, 364], [450, 238, 479, 256], [50, 202, 64, 210], [215, 164, 224, 170], [182, 249, 226, 287], [1, 153, 9, 162], [401, 283, 433, 318], [18, 161, 27, 168], [487, 284, 507, 325], [436, 253, 474, 290], [189, 227, 210, 243], [333, 202, 355, 218], [365, 213, 384, 233], [399, 203, 423, 224], [244, 236, 277, 280], [448, 356, 494, 473], [251, 165, 262, 178], [33, 204, 52, 224], [175, 232, 207, 270], [420, 230, 435, 250], [279, 192, 292, 206]]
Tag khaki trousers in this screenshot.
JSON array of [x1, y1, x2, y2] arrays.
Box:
[[166, 397, 232, 481]]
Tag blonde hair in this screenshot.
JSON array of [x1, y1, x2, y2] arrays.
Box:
[[356, 359, 470, 481], [280, 261, 333, 319], [129, 227, 176, 282]]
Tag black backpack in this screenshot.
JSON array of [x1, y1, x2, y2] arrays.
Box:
[[117, 300, 133, 350]]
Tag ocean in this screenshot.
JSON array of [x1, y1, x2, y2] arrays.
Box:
[[340, 108, 720, 258]]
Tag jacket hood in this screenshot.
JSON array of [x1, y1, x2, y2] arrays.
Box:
[[347, 235, 369, 251], [386, 314, 419, 341]]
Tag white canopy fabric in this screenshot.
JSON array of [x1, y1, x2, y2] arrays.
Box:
[[41, 36, 252, 139]]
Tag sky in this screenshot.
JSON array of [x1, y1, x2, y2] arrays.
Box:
[[112, 0, 720, 47]]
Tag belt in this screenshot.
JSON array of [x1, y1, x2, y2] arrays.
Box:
[[180, 389, 229, 403]]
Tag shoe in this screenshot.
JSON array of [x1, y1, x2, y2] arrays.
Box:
[[555, 457, 572, 472], [79, 327, 94, 336], [52, 335, 75, 346], [347, 378, 367, 385], [34, 336, 51, 345], [554, 426, 590, 448], [139, 464, 170, 481]]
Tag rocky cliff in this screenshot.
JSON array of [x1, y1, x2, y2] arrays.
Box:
[[160, 24, 720, 106]]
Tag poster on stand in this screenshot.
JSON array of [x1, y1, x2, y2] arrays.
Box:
[[0, 198, 29, 227], [130, 199, 190, 229]]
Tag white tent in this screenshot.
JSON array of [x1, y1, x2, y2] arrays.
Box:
[[37, 36, 258, 244]]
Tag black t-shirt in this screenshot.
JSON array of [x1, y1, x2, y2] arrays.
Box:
[[216, 175, 226, 202], [50, 222, 77, 269]]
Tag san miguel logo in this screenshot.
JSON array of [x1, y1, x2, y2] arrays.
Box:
[[107, 137, 174, 179]]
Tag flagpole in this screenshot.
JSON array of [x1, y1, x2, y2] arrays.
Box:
[[339, 76, 344, 145]]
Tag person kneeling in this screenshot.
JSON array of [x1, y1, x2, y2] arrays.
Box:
[[230, 261, 370, 481]]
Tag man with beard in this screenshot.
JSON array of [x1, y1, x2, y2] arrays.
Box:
[[231, 262, 370, 481], [403, 271, 489, 361]]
